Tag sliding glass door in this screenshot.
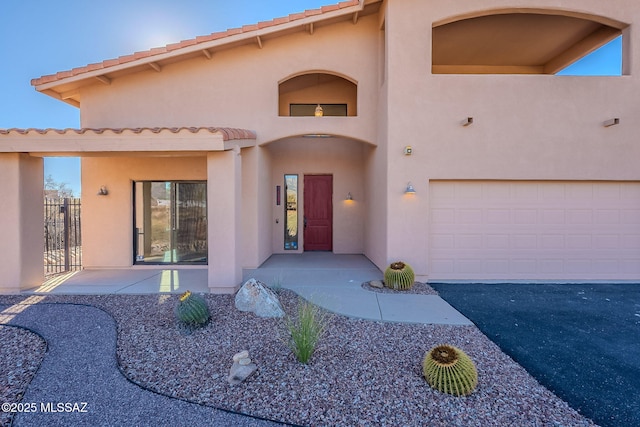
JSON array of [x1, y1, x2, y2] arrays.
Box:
[[134, 181, 207, 264]]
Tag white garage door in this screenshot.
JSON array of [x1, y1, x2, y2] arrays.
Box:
[[429, 181, 640, 282]]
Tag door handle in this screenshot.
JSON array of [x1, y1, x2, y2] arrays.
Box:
[[304, 216, 307, 229]]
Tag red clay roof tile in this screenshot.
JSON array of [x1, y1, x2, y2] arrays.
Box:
[[31, 0, 362, 87], [0, 127, 257, 141]]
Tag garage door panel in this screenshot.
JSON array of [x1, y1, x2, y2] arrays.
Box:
[[541, 234, 564, 249], [622, 210, 640, 224], [622, 235, 640, 249], [429, 181, 640, 282], [595, 210, 620, 224], [621, 260, 640, 273], [430, 208, 455, 224], [541, 210, 565, 224]]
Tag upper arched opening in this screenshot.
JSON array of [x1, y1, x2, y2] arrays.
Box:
[[278, 72, 358, 116], [432, 9, 628, 75]]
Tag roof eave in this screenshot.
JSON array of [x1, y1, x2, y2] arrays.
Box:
[[32, 0, 370, 100]]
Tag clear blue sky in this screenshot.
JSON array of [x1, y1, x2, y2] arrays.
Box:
[[0, 1, 622, 197]]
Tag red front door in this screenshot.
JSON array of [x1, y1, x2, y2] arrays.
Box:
[[303, 175, 333, 251]]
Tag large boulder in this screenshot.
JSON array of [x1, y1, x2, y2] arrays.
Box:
[[235, 278, 285, 318]]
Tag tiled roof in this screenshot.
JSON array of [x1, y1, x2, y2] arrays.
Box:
[[0, 127, 257, 141], [31, 0, 361, 87]]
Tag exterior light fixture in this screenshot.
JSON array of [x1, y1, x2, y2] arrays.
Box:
[[461, 117, 473, 126], [315, 104, 324, 117], [405, 182, 416, 194], [603, 118, 619, 127], [97, 185, 109, 196], [346, 192, 353, 201]]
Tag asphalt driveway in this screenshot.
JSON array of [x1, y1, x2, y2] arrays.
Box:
[[430, 283, 640, 427]]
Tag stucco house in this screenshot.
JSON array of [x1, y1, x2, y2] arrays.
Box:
[[1, 0, 639, 294]]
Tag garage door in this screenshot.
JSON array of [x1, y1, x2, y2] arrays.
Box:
[[429, 181, 640, 282]]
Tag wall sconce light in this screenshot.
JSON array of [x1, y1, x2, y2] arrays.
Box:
[[346, 192, 353, 201], [404, 146, 413, 155], [603, 118, 619, 127], [405, 182, 416, 194], [315, 104, 324, 117], [461, 117, 473, 126], [97, 185, 108, 196]]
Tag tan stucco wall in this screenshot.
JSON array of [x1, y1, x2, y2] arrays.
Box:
[[267, 137, 368, 254], [207, 150, 242, 292], [82, 156, 207, 268], [0, 154, 43, 292], [382, 0, 640, 277], [79, 14, 380, 145]]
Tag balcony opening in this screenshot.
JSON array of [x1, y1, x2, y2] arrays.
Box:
[[432, 11, 627, 75], [557, 35, 622, 75], [279, 72, 357, 116]]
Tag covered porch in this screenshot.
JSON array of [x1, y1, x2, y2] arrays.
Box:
[[0, 127, 255, 294]]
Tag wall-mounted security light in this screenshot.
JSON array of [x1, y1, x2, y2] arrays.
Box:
[[346, 192, 353, 201], [97, 185, 109, 196], [405, 182, 416, 194], [404, 146, 413, 155], [461, 117, 473, 126]]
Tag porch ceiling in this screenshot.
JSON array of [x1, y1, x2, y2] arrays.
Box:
[[433, 12, 625, 74], [0, 127, 256, 156]]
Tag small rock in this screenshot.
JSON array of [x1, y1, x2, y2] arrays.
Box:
[[228, 362, 258, 385], [369, 280, 384, 289], [233, 350, 249, 362], [235, 278, 285, 318], [239, 358, 252, 366]]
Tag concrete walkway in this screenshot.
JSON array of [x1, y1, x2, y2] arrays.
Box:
[[28, 254, 471, 325], [243, 254, 471, 325]]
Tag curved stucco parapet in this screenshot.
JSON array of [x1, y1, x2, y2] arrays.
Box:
[[258, 132, 376, 148], [433, 7, 628, 29], [256, 116, 377, 148], [278, 69, 359, 86]]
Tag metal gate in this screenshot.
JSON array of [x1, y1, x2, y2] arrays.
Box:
[[44, 198, 82, 275]]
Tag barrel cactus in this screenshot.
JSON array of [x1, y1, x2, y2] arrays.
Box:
[[175, 290, 210, 325], [423, 344, 478, 396], [384, 261, 415, 290]]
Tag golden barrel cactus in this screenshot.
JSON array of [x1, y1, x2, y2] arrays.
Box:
[[383, 261, 415, 290], [423, 344, 478, 396], [175, 290, 210, 326]]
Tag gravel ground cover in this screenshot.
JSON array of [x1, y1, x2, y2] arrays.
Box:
[[0, 324, 47, 427], [0, 292, 596, 427], [361, 281, 439, 295]]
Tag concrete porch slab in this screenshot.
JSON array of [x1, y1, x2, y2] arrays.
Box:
[[24, 269, 209, 295], [20, 254, 471, 326]]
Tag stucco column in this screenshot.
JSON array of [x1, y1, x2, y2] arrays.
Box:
[[0, 153, 44, 293], [207, 148, 242, 293]]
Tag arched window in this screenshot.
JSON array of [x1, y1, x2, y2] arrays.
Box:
[[432, 11, 627, 75], [278, 72, 357, 116]]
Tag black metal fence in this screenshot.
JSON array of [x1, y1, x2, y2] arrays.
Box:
[[44, 198, 82, 275]]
